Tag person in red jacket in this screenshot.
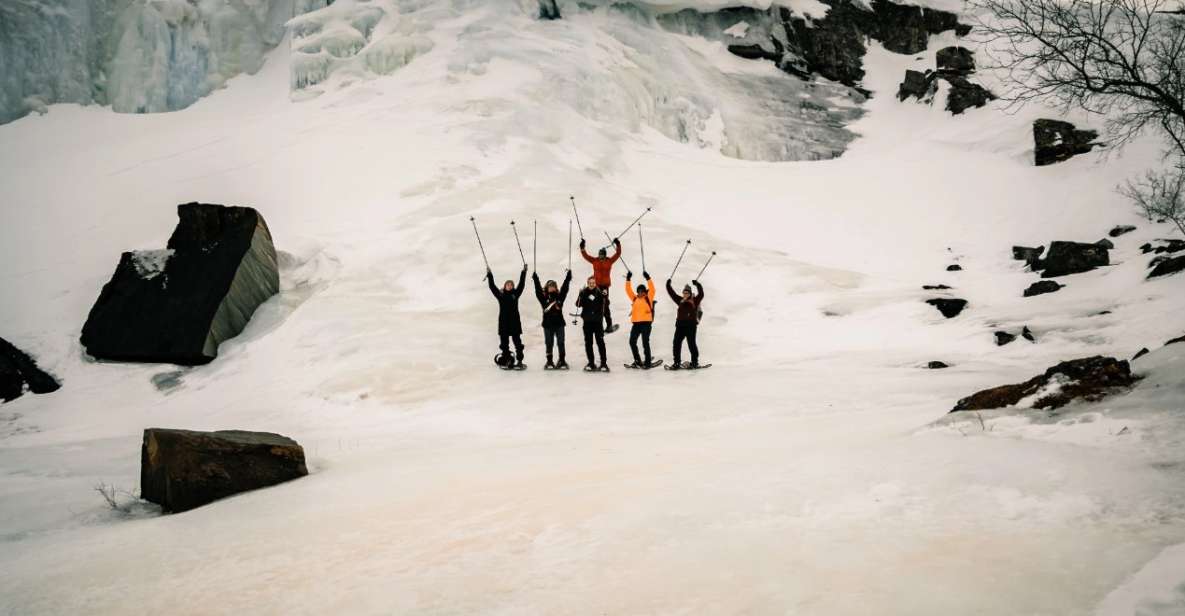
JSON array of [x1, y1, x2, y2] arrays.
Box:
[[580, 237, 621, 333]]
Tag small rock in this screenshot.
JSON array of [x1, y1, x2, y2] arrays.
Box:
[[947, 264, 963, 271], [1034, 119, 1100, 166], [1095, 238, 1115, 249], [1022, 326, 1036, 342], [950, 356, 1138, 412], [923, 284, 953, 290], [926, 298, 968, 318], [141, 428, 308, 513], [1040, 240, 1110, 277], [1023, 280, 1064, 297], [1109, 225, 1136, 238], [1132, 348, 1149, 360], [935, 46, 975, 73], [995, 331, 1017, 346], [927, 361, 950, 369], [1148, 255, 1185, 279]]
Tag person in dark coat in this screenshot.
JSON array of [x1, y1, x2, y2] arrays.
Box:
[[487, 265, 528, 367], [532, 269, 572, 369], [666, 278, 704, 368], [575, 275, 609, 370]]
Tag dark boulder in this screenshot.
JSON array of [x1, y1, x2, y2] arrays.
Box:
[[927, 360, 950, 369], [866, 0, 967, 54], [944, 75, 995, 114], [936, 46, 974, 73], [1033, 119, 1099, 166], [727, 43, 782, 62], [1012, 245, 1045, 267], [947, 264, 963, 271], [1109, 225, 1136, 238], [1141, 239, 1185, 254], [1024, 280, 1064, 297], [1149, 255, 1185, 279], [926, 298, 968, 318], [995, 331, 1017, 346], [897, 69, 935, 101], [0, 337, 60, 403], [81, 203, 279, 365], [1040, 241, 1110, 277], [950, 356, 1138, 412], [141, 428, 308, 513]]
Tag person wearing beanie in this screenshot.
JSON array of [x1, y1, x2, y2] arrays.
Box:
[[532, 269, 572, 369], [575, 275, 610, 371], [624, 270, 657, 368], [665, 277, 704, 369], [579, 237, 622, 333]]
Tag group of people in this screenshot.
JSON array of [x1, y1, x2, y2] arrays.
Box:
[[485, 238, 705, 371]]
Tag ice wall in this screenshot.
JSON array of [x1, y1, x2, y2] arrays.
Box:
[[0, 0, 291, 124]]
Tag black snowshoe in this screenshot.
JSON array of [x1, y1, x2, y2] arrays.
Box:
[[495, 353, 526, 371], [665, 361, 711, 371], [625, 359, 664, 370]]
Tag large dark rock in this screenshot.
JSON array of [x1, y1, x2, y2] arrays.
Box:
[[81, 203, 279, 365], [0, 337, 60, 403], [141, 428, 308, 513], [951, 356, 1138, 412], [936, 46, 975, 73], [1039, 241, 1110, 277], [926, 298, 968, 318], [1149, 255, 1185, 278], [1033, 119, 1099, 166], [1140, 239, 1185, 254], [897, 69, 935, 101], [1013, 245, 1045, 268], [1024, 280, 1064, 297]]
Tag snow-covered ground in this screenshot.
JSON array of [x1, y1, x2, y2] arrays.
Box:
[[2, 1, 1184, 613]]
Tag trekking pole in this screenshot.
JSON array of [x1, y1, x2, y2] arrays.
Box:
[[533, 219, 537, 272], [669, 239, 691, 280], [570, 196, 585, 240], [604, 231, 632, 273], [695, 251, 717, 280], [568, 219, 573, 270], [510, 220, 527, 266], [614, 207, 652, 241], [638, 223, 646, 272], [470, 216, 490, 271]]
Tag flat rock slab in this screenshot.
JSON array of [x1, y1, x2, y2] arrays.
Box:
[[951, 356, 1137, 412], [141, 428, 308, 513], [1034, 119, 1099, 166]]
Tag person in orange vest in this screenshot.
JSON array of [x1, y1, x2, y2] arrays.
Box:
[[624, 270, 657, 368], [580, 237, 622, 333]]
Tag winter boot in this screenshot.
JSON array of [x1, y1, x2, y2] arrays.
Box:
[[545, 355, 555, 369]]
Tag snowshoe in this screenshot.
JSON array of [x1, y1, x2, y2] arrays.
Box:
[[544, 359, 556, 371], [605, 324, 620, 334], [664, 363, 682, 371], [625, 359, 664, 369], [687, 363, 712, 370], [583, 364, 599, 372], [556, 361, 570, 371], [599, 363, 610, 372]]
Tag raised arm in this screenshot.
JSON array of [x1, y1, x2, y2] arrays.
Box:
[[515, 267, 527, 299], [624, 279, 636, 301], [532, 272, 545, 304], [666, 279, 680, 303], [608, 238, 622, 264], [559, 271, 572, 302], [693, 280, 704, 301], [646, 277, 656, 300], [487, 271, 499, 298]]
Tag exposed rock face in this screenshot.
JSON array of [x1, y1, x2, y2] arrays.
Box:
[[944, 75, 995, 114], [0, 337, 60, 403], [1133, 347, 1150, 360], [1149, 255, 1185, 278], [936, 46, 975, 73], [1012, 245, 1045, 268], [897, 69, 934, 100], [1109, 225, 1136, 238], [141, 428, 308, 513], [926, 298, 968, 318], [81, 203, 279, 365], [1033, 119, 1099, 166], [1039, 241, 1110, 277], [1141, 239, 1185, 254], [950, 356, 1138, 412], [1024, 280, 1064, 297]]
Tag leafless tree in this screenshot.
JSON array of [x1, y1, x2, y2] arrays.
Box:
[[974, 0, 1185, 231]]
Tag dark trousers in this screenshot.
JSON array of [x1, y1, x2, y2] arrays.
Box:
[[596, 285, 614, 330], [629, 322, 652, 364], [544, 325, 565, 363], [500, 334, 524, 362], [673, 321, 698, 365], [583, 321, 606, 365]]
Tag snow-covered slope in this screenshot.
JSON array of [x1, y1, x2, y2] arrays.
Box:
[[1, 1, 1184, 613]]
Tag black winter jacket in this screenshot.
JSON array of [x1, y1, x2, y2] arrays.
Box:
[[575, 286, 606, 323], [488, 269, 527, 336], [666, 280, 704, 323], [533, 271, 571, 328]]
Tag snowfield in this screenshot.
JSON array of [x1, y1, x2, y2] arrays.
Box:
[[1, 1, 1184, 614]]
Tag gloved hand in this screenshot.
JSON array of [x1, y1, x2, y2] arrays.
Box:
[[579, 239, 586, 249], [613, 238, 621, 246], [522, 263, 528, 272], [626, 271, 633, 280], [643, 271, 650, 280], [486, 270, 493, 279]]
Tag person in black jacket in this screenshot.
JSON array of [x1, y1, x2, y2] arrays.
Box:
[[666, 278, 704, 369], [575, 275, 609, 371], [532, 270, 572, 369], [487, 265, 528, 367]]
